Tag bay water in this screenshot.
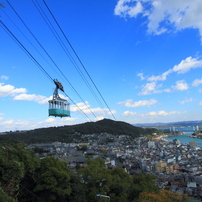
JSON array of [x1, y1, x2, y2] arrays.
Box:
[[158, 126, 202, 147]]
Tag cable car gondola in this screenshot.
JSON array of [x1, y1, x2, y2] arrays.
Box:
[[48, 79, 70, 118]]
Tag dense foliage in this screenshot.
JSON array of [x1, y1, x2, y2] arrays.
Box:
[[0, 139, 189, 202], [0, 119, 161, 144]]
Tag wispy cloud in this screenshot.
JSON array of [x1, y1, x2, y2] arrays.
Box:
[[147, 70, 172, 82], [114, 0, 143, 18], [179, 98, 193, 104], [0, 116, 79, 132], [138, 82, 162, 95], [192, 78, 202, 87], [137, 73, 145, 80], [137, 56, 196, 95], [147, 57, 202, 82], [0, 83, 26, 97], [122, 111, 137, 116], [13, 93, 46, 102], [144, 110, 186, 117], [121, 110, 186, 118], [118, 99, 157, 107], [71, 101, 116, 116], [172, 57, 202, 73], [172, 80, 189, 91], [114, 0, 202, 41], [13, 94, 53, 105], [0, 75, 9, 81]]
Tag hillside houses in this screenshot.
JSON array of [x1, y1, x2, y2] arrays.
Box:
[[26, 133, 202, 200]]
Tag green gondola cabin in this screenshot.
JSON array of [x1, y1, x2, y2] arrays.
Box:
[[48, 79, 70, 118]]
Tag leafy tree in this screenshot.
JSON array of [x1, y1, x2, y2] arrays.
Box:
[[16, 147, 41, 202], [0, 186, 16, 202], [0, 141, 40, 201], [68, 174, 87, 202], [0, 146, 25, 200], [146, 134, 153, 139], [33, 146, 49, 154], [137, 189, 189, 202], [78, 158, 112, 202], [109, 167, 132, 202], [128, 173, 158, 201], [34, 157, 71, 201], [79, 145, 88, 151]]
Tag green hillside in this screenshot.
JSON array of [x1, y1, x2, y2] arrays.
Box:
[[0, 119, 160, 144]]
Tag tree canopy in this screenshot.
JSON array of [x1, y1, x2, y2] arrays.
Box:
[[0, 140, 189, 202]]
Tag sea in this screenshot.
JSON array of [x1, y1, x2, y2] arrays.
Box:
[[158, 126, 202, 147]]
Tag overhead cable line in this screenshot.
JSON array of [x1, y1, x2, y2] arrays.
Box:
[[1, 3, 116, 134], [1, 2, 124, 134], [33, 0, 109, 118], [0, 20, 94, 122], [5, 0, 99, 120], [42, 0, 117, 120], [0, 20, 53, 82], [1, 4, 60, 78]]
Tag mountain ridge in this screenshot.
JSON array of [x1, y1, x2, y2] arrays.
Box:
[[0, 118, 159, 144]]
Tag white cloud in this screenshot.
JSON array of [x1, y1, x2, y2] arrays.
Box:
[[137, 73, 145, 80], [38, 116, 78, 126], [138, 65, 191, 94], [63, 117, 78, 122], [13, 93, 52, 105], [45, 118, 55, 123], [147, 57, 202, 82], [192, 79, 202, 87], [0, 75, 9, 80], [114, 0, 143, 18], [0, 119, 31, 132], [15, 120, 29, 125], [95, 117, 105, 121], [38, 96, 52, 105], [114, 0, 202, 41], [71, 101, 89, 112], [118, 98, 157, 107], [0, 82, 54, 105], [163, 88, 171, 93], [172, 57, 202, 74], [13, 93, 46, 102], [0, 83, 26, 97], [148, 70, 172, 81], [0, 116, 80, 132], [71, 101, 116, 116], [1, 119, 14, 125], [138, 82, 162, 95], [122, 111, 137, 116], [179, 98, 193, 104], [145, 110, 186, 116], [172, 80, 189, 91]]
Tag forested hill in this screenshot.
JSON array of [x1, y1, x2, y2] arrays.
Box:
[[0, 119, 160, 144]]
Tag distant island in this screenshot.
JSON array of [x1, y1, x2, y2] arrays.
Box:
[[134, 120, 202, 128], [188, 131, 202, 139]]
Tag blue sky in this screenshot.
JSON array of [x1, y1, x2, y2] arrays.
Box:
[[1, 0, 202, 132]]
